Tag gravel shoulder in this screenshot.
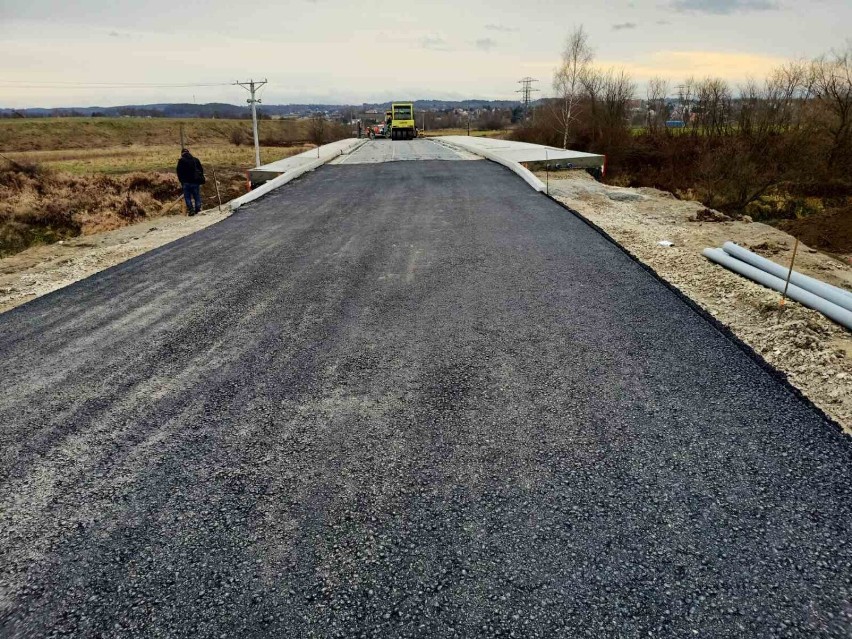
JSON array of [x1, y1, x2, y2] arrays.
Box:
[[0, 207, 231, 314], [543, 170, 852, 433]]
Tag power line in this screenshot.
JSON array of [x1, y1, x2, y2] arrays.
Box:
[[516, 77, 539, 120], [0, 81, 233, 89]]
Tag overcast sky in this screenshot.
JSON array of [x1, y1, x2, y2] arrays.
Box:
[[0, 0, 848, 108]]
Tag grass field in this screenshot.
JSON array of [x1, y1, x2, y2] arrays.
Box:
[[419, 128, 509, 139], [0, 117, 309, 152], [4, 144, 312, 175], [0, 117, 323, 257]]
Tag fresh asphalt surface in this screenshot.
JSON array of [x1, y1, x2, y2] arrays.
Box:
[[1, 148, 851, 638], [331, 138, 478, 163]]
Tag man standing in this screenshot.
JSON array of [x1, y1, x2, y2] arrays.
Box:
[[176, 148, 205, 215]]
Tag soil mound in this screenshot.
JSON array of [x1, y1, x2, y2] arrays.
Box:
[[779, 208, 852, 255]]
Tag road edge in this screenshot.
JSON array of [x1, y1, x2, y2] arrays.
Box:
[[232, 138, 368, 211], [433, 137, 546, 192], [545, 191, 848, 438], [457, 143, 847, 437]]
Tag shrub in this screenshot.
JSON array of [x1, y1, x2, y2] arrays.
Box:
[[116, 193, 146, 221], [0, 164, 188, 256], [229, 128, 247, 146]]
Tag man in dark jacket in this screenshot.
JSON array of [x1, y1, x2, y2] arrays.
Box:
[[176, 149, 205, 215]]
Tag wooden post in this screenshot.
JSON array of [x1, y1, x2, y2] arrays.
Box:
[[163, 194, 186, 216], [212, 167, 223, 212], [780, 237, 800, 306]]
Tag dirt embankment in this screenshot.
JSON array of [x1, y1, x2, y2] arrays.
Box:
[[0, 162, 249, 258], [542, 170, 852, 433], [778, 207, 852, 257]]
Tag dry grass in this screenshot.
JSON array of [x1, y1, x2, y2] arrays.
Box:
[[419, 128, 510, 139], [0, 144, 310, 257], [4, 144, 313, 175], [0, 117, 324, 257], [0, 162, 183, 255], [0, 117, 309, 152]]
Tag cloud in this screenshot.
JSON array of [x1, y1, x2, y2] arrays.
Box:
[[670, 0, 780, 14], [484, 24, 518, 33], [108, 30, 128, 38], [420, 34, 450, 51], [475, 38, 498, 51], [656, 19, 672, 24], [612, 22, 638, 30]]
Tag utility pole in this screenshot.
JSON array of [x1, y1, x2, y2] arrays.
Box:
[[235, 78, 268, 167], [516, 77, 539, 121]]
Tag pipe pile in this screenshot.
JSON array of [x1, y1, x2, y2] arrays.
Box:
[[703, 243, 852, 330]]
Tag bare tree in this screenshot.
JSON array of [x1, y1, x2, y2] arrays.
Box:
[[646, 76, 669, 135], [581, 67, 605, 142], [677, 78, 695, 131], [577, 66, 635, 155], [552, 26, 594, 149], [600, 69, 636, 147], [811, 46, 852, 168], [694, 78, 733, 138], [308, 113, 327, 148], [737, 63, 808, 142]]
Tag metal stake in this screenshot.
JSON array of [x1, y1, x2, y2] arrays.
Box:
[[545, 149, 549, 195], [212, 167, 223, 212], [780, 236, 800, 306]]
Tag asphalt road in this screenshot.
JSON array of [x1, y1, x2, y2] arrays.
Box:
[[1, 159, 851, 638], [330, 138, 479, 164]]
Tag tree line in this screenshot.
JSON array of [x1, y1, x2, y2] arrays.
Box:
[[516, 27, 852, 221]]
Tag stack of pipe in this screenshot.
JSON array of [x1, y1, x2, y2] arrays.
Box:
[[703, 242, 852, 330]]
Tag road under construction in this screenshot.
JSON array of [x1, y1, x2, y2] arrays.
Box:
[[1, 140, 850, 638]]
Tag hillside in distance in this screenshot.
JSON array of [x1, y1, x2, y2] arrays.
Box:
[[0, 99, 525, 119]]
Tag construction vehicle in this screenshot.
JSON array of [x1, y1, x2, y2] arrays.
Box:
[[388, 102, 417, 140]]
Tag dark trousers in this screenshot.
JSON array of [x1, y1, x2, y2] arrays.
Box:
[[182, 183, 201, 213]]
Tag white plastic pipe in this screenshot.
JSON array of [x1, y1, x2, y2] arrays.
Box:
[[722, 242, 852, 312], [703, 248, 852, 330]]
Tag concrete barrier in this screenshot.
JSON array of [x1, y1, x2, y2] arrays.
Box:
[[434, 138, 546, 193], [232, 138, 367, 211]]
